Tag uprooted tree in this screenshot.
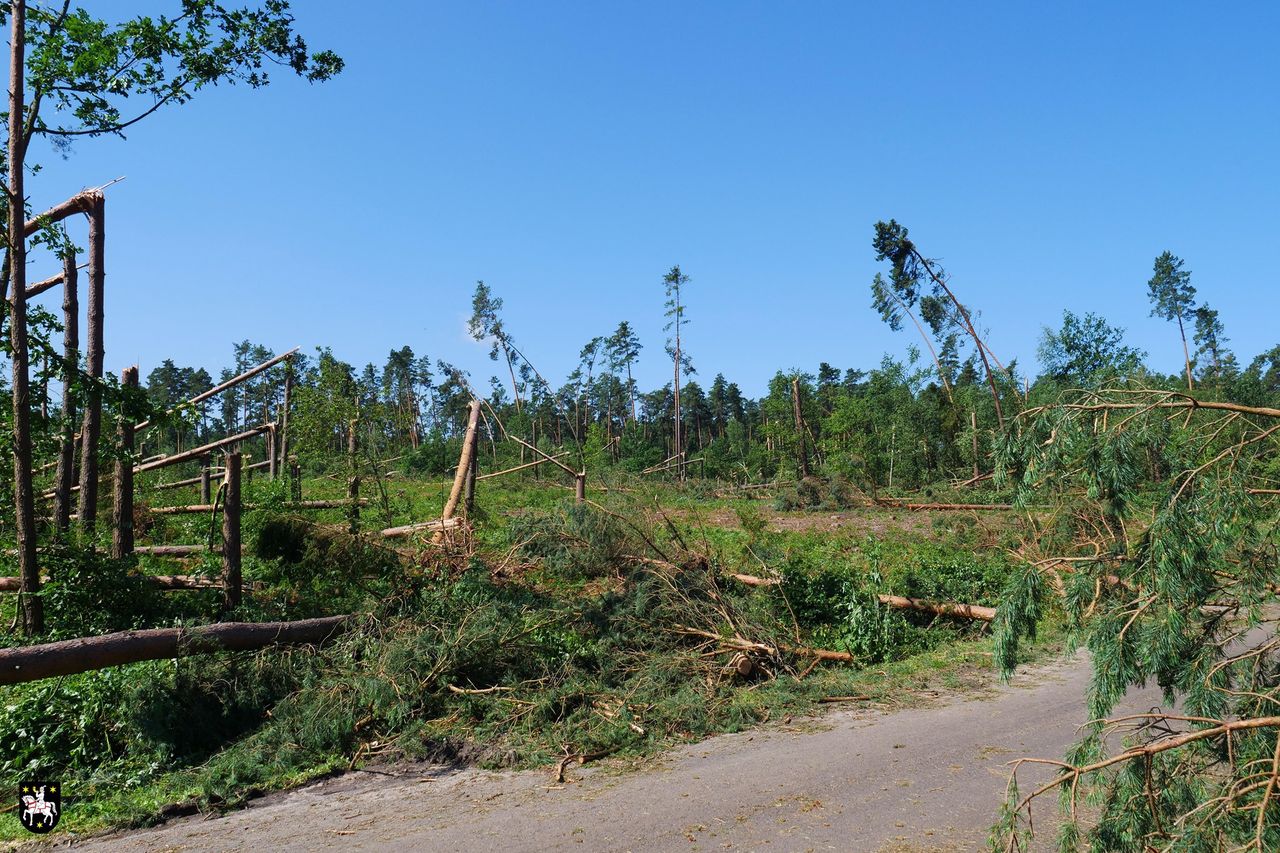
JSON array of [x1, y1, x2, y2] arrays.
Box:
[[991, 389, 1280, 850]]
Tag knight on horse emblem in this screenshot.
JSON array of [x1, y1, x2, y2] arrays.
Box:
[[19, 781, 60, 833]]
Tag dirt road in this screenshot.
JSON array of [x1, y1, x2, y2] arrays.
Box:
[[73, 652, 1160, 852]]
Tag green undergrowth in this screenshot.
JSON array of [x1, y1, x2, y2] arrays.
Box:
[[0, 481, 1056, 843]]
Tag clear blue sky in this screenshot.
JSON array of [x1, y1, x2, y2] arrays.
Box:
[[25, 1, 1280, 396]]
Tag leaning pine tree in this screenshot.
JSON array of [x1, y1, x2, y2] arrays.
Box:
[[990, 386, 1280, 851]]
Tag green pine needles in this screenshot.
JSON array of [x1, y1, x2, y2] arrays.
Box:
[[991, 388, 1280, 851]]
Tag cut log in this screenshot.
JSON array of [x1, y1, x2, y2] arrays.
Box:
[[0, 615, 351, 685]]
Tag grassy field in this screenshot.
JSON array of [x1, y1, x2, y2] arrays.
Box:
[[0, 469, 1054, 844]]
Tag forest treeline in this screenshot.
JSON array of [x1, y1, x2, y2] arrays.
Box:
[[132, 252, 1280, 490]]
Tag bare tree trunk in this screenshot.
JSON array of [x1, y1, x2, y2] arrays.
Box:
[[971, 409, 980, 479], [347, 419, 359, 535], [791, 377, 810, 480], [504, 348, 523, 413], [0, 616, 351, 686], [441, 400, 481, 522], [9, 1, 41, 635], [911, 249, 1003, 429], [77, 194, 106, 530], [54, 253, 79, 535], [111, 366, 138, 559], [267, 424, 278, 479], [222, 452, 242, 611], [575, 472, 586, 505], [463, 444, 477, 516], [279, 362, 292, 464], [886, 285, 953, 404], [200, 457, 212, 505], [1177, 314, 1194, 392], [290, 458, 302, 502]]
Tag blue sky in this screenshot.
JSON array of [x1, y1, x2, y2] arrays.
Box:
[[24, 1, 1280, 395]]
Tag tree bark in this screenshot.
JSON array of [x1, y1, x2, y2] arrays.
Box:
[[463, 443, 477, 515], [221, 452, 242, 611], [441, 400, 481, 522], [1177, 314, 1194, 392], [111, 365, 138, 559], [9, 0, 42, 635], [77, 193, 106, 531], [347, 419, 359, 535], [279, 361, 292, 464], [791, 377, 810, 479], [135, 424, 271, 474], [134, 348, 299, 433], [0, 616, 351, 686], [200, 457, 212, 504], [911, 248, 1004, 429], [53, 253, 79, 535]]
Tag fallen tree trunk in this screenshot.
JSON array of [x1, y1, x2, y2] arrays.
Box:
[[875, 499, 1013, 512], [134, 348, 299, 433], [380, 517, 463, 538], [0, 574, 228, 592], [876, 594, 996, 622], [729, 574, 995, 621], [148, 499, 369, 515], [135, 425, 272, 474], [0, 615, 351, 685]]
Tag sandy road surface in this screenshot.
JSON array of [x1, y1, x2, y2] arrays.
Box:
[[70, 652, 1161, 852]]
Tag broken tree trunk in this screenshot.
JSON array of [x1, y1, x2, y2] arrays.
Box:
[[279, 361, 292, 467], [464, 445, 477, 516], [135, 425, 272, 474], [347, 419, 359, 535], [791, 377, 810, 480], [0, 615, 351, 685], [134, 348, 299, 433], [475, 451, 570, 480], [441, 400, 481, 522], [112, 365, 139, 559], [200, 457, 212, 504], [222, 452, 242, 611], [76, 192, 106, 532], [8, 1, 41, 635], [54, 253, 79, 536]]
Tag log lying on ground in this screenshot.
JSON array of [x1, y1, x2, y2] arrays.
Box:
[[675, 625, 855, 663], [149, 499, 368, 515], [729, 573, 995, 621], [380, 517, 464, 538], [874, 499, 1014, 512], [0, 615, 350, 685], [875, 594, 996, 621], [0, 574, 221, 592]]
